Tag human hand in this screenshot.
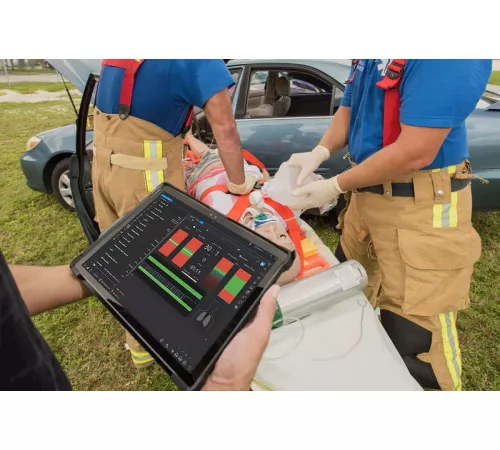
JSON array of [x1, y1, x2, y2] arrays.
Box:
[[227, 172, 260, 195], [291, 176, 345, 211], [285, 145, 330, 185], [202, 285, 280, 391]]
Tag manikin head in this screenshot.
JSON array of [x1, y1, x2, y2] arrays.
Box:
[[241, 211, 301, 285]]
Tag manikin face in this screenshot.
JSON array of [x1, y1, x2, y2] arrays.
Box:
[[242, 212, 301, 286]]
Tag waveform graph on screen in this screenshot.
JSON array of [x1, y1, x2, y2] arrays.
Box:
[[219, 269, 251, 304], [159, 229, 188, 258], [203, 257, 234, 291], [172, 237, 203, 268]]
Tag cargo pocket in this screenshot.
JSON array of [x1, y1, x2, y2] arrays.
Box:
[[398, 227, 481, 317]]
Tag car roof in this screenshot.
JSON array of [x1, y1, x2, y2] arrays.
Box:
[[227, 59, 351, 85]]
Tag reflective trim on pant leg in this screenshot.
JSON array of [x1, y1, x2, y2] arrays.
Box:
[[433, 203, 443, 228], [143, 140, 164, 192], [433, 191, 458, 229], [156, 140, 164, 185], [449, 191, 458, 228], [439, 312, 462, 391], [129, 348, 154, 365], [143, 140, 153, 192], [432, 166, 458, 229], [130, 349, 151, 358]]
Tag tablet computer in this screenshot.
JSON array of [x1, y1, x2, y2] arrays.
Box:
[[71, 183, 295, 391]]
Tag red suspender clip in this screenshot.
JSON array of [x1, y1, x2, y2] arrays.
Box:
[[346, 59, 360, 84], [376, 59, 407, 147]]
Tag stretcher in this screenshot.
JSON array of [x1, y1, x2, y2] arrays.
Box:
[[185, 149, 422, 391]]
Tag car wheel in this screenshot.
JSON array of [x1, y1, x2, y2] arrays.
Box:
[[51, 158, 75, 212]]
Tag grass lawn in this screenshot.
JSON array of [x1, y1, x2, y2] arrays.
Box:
[[489, 71, 500, 86], [2, 69, 57, 76], [0, 81, 77, 94], [0, 101, 499, 390]]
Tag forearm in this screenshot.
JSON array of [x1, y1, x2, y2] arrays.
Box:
[[211, 122, 245, 184], [204, 89, 245, 184], [9, 264, 91, 315], [318, 106, 351, 156], [337, 125, 449, 191]]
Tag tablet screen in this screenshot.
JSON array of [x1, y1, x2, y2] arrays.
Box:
[[75, 187, 290, 388]]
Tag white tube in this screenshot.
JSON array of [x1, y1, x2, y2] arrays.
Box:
[[273, 260, 368, 328]]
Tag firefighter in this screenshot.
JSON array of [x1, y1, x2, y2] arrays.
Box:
[[286, 59, 492, 391], [93, 59, 255, 368]]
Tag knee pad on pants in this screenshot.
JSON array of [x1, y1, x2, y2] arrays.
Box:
[[334, 243, 347, 263], [380, 310, 440, 390]]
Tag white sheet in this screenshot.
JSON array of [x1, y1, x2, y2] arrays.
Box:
[[251, 292, 422, 391]]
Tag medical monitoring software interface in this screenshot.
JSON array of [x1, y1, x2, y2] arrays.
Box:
[[83, 193, 277, 373]]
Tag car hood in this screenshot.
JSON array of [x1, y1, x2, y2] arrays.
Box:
[[47, 59, 102, 93]]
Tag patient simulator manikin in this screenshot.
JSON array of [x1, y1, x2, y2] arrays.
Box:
[[183, 132, 335, 285]]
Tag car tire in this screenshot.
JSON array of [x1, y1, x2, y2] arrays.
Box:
[[51, 158, 75, 212]]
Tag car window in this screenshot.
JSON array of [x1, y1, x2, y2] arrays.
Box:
[[285, 71, 332, 95], [476, 90, 500, 109], [244, 67, 333, 119], [229, 68, 242, 100]]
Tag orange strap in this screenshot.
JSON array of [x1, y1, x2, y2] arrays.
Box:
[[264, 198, 305, 277], [301, 254, 330, 279], [199, 185, 228, 203], [241, 150, 266, 171]]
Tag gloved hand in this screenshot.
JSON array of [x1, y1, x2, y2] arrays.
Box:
[[285, 145, 331, 185], [227, 172, 260, 195], [291, 176, 345, 211]]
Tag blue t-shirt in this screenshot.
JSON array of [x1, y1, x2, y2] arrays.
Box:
[[96, 59, 235, 136], [341, 59, 492, 169]]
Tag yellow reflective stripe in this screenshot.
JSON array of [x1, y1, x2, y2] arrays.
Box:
[[432, 168, 441, 173], [130, 349, 151, 357], [450, 312, 462, 377], [132, 356, 154, 365], [156, 141, 164, 185], [433, 203, 443, 228], [143, 140, 154, 192], [143, 140, 163, 192], [439, 312, 462, 391], [449, 191, 458, 228], [448, 165, 456, 175]]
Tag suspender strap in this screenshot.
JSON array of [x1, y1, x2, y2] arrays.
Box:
[[375, 59, 407, 146]]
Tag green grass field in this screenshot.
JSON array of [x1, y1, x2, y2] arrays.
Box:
[[0, 100, 499, 390], [0, 81, 77, 94], [489, 71, 500, 86], [2, 68, 57, 76]]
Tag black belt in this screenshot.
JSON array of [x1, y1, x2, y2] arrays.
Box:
[[356, 179, 471, 197]]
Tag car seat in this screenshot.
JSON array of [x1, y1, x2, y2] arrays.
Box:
[[273, 76, 291, 117]]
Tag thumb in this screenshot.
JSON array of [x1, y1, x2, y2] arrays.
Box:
[[250, 285, 280, 333], [296, 167, 310, 186], [292, 183, 313, 197]]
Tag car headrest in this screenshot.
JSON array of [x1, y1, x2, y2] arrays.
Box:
[[276, 76, 290, 97]]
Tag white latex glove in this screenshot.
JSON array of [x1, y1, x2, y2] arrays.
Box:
[[227, 172, 260, 195], [291, 176, 345, 211], [285, 145, 331, 185]]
